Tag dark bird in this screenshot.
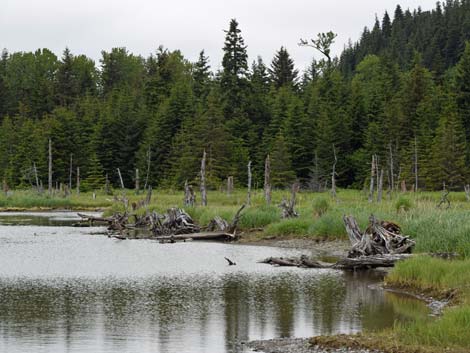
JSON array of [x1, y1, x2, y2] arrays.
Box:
[[224, 257, 236, 266]]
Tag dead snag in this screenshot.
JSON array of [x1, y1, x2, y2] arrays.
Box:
[[264, 155, 271, 205], [465, 185, 470, 202], [48, 139, 53, 196], [344, 214, 415, 258], [331, 145, 337, 199], [227, 176, 234, 195], [200, 150, 207, 206], [247, 161, 252, 206], [184, 180, 195, 207], [280, 183, 299, 218], [368, 154, 376, 202]]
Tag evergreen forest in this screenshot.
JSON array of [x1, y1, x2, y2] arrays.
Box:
[[2, 1, 470, 192]]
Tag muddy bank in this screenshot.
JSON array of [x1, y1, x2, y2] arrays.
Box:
[[248, 338, 383, 353]]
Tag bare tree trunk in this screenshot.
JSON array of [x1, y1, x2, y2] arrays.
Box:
[[200, 150, 207, 206], [135, 169, 139, 193], [33, 162, 40, 192], [264, 154, 271, 205], [368, 154, 376, 202], [184, 180, 195, 206], [227, 176, 234, 195], [69, 154, 73, 190], [414, 136, 418, 192], [331, 145, 337, 199], [76, 167, 80, 195], [117, 168, 125, 190], [48, 139, 52, 196], [465, 185, 470, 202], [144, 147, 151, 190], [377, 169, 384, 202], [247, 161, 252, 206]]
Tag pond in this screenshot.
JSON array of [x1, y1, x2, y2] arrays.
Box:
[[0, 212, 428, 353]]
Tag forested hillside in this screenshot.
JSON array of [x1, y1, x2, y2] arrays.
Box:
[[2, 1, 470, 191]]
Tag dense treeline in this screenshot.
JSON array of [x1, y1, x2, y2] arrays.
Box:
[[2, 1, 470, 191]]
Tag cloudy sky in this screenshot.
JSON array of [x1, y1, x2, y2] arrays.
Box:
[[2, 0, 437, 71]]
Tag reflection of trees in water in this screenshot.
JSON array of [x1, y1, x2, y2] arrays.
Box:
[[0, 271, 413, 353]]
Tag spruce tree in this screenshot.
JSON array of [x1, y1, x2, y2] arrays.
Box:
[[269, 47, 299, 89], [221, 19, 248, 117], [430, 96, 467, 189]]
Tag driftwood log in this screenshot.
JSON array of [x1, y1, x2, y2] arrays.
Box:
[[259, 254, 413, 270], [261, 214, 415, 271], [344, 214, 415, 258], [78, 204, 246, 242]]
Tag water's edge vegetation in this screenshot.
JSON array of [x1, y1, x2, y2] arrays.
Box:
[[0, 188, 469, 352]]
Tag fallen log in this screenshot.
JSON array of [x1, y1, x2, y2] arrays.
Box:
[[154, 231, 236, 242], [259, 254, 412, 271]]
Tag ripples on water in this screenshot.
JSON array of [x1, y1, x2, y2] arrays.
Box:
[[0, 212, 428, 353]]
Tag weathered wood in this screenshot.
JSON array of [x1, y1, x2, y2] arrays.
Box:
[[117, 168, 125, 189], [280, 183, 299, 218], [368, 154, 376, 202], [344, 214, 415, 258], [144, 147, 151, 191], [260, 254, 412, 270], [155, 231, 235, 242], [227, 176, 234, 195], [377, 168, 384, 202], [76, 167, 80, 195], [247, 160, 252, 206], [414, 136, 419, 192], [69, 153, 73, 190], [264, 154, 271, 205], [465, 185, 470, 202], [201, 150, 207, 206], [331, 145, 337, 199], [33, 162, 40, 192], [135, 168, 139, 192], [48, 139, 52, 196], [184, 180, 195, 207]]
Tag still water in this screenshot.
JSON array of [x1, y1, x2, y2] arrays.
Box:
[[0, 212, 427, 353]]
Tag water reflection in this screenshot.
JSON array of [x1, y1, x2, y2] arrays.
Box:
[[0, 213, 428, 353]]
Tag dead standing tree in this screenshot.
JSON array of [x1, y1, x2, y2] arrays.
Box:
[[465, 185, 470, 202], [227, 176, 234, 195], [48, 139, 52, 196], [247, 161, 252, 206], [117, 168, 125, 190], [377, 169, 384, 202], [368, 154, 377, 202], [331, 145, 337, 199], [184, 180, 196, 207], [280, 183, 300, 218], [264, 154, 271, 205], [200, 150, 207, 206]]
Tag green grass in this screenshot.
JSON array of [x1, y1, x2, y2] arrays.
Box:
[[0, 190, 111, 209], [386, 256, 470, 351], [2, 188, 470, 258]]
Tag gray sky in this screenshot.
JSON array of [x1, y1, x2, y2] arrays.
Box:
[[2, 0, 438, 72]]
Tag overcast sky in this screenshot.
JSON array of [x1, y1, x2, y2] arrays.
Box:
[[2, 0, 438, 72]]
